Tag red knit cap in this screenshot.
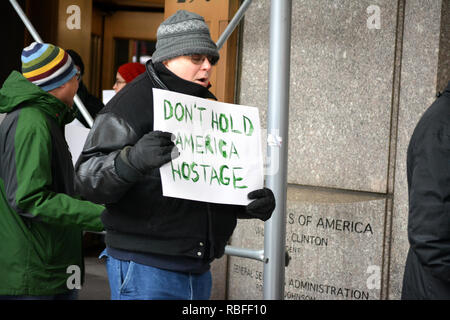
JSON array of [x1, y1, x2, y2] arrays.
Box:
[[117, 62, 146, 83]]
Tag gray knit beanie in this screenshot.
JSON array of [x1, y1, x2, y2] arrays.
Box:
[[152, 10, 219, 65]]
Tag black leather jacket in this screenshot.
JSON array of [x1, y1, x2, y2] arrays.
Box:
[[402, 82, 450, 299], [75, 61, 248, 261]]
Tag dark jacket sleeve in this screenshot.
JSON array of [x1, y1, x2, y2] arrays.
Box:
[[74, 112, 143, 204], [231, 204, 248, 219], [407, 117, 450, 283]]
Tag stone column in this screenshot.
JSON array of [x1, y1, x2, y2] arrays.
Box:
[[228, 0, 448, 300], [390, 0, 448, 299]]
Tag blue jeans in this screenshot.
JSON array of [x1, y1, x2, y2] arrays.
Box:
[[100, 250, 212, 300]]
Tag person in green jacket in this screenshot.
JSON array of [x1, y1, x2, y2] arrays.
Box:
[[0, 42, 105, 300]]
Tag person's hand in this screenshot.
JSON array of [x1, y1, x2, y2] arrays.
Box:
[[127, 131, 179, 174], [246, 188, 276, 221]]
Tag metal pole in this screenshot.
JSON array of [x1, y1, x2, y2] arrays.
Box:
[[9, 0, 94, 128], [224, 246, 267, 263], [216, 0, 253, 50], [263, 0, 292, 300], [74, 95, 94, 127]]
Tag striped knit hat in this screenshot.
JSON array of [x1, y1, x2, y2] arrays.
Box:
[[21, 42, 77, 92], [152, 10, 219, 65]]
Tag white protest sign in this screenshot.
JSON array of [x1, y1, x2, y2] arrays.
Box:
[[102, 90, 116, 105], [64, 119, 90, 166], [153, 88, 264, 205]]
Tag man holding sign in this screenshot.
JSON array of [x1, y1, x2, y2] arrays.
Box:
[[75, 10, 275, 300]]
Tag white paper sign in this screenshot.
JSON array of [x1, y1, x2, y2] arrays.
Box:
[[102, 90, 116, 105], [153, 88, 264, 205], [65, 119, 90, 165]]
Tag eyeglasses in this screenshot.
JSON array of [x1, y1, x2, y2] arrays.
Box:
[[189, 54, 217, 66], [76, 71, 82, 81], [114, 79, 126, 85]]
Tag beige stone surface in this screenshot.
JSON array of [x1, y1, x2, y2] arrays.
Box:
[[228, 187, 385, 300], [239, 0, 398, 193]]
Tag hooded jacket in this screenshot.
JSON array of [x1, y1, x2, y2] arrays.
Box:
[[0, 71, 104, 296], [402, 82, 450, 299], [75, 62, 251, 263]]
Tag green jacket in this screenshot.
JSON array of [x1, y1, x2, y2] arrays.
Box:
[[0, 71, 104, 296]]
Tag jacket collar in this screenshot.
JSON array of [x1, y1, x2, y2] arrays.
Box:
[[0, 71, 74, 126], [146, 60, 217, 101]]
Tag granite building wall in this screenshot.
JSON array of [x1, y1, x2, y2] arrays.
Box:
[[219, 0, 450, 300]]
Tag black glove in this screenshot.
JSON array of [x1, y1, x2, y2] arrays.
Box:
[[127, 131, 178, 174], [246, 187, 276, 221]]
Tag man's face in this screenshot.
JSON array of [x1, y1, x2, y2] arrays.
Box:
[[53, 74, 79, 107], [163, 54, 214, 87], [65, 75, 80, 107]]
